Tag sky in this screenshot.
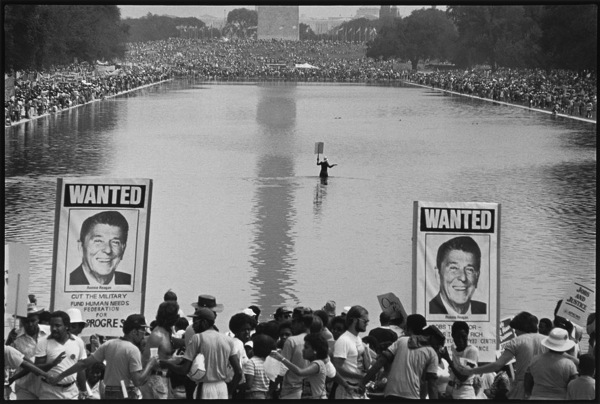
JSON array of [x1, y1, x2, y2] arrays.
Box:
[[118, 5, 428, 20]]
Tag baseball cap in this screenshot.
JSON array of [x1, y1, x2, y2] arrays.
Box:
[[275, 306, 293, 317], [188, 307, 216, 322], [292, 306, 313, 318], [123, 314, 149, 331]]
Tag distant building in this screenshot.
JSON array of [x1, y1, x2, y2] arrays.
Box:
[[300, 15, 351, 36], [354, 7, 379, 20], [380, 6, 400, 26], [257, 6, 299, 40]]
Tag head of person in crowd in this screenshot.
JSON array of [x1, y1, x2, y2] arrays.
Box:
[[379, 310, 391, 327], [432, 236, 485, 315], [274, 306, 293, 323], [541, 327, 576, 353], [164, 290, 178, 302], [123, 314, 150, 348], [576, 353, 595, 377], [368, 328, 398, 354], [291, 306, 313, 335], [313, 309, 331, 331], [174, 317, 189, 333], [451, 321, 470, 352], [405, 314, 427, 336], [553, 299, 580, 338], [255, 320, 280, 341], [345, 305, 369, 334], [192, 294, 224, 318], [386, 309, 405, 329], [553, 316, 574, 337], [362, 335, 378, 353], [49, 310, 71, 341], [149, 320, 157, 331], [330, 315, 347, 340], [39, 309, 52, 325], [229, 312, 257, 343], [509, 311, 538, 335], [310, 314, 324, 334], [302, 333, 330, 363], [277, 319, 293, 349], [20, 303, 45, 337], [586, 312, 596, 354], [86, 361, 106, 389], [322, 300, 336, 320], [66, 308, 87, 336], [154, 301, 180, 331], [538, 318, 553, 336], [248, 305, 261, 322], [86, 334, 101, 353], [189, 307, 216, 334], [74, 210, 130, 285], [421, 325, 446, 351], [251, 333, 276, 360]]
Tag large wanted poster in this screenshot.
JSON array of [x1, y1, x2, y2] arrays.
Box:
[[413, 201, 500, 362], [51, 178, 152, 337]]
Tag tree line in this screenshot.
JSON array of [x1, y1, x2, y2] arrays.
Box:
[[3, 5, 596, 72], [367, 5, 597, 72]]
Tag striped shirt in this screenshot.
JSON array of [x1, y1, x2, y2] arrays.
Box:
[[243, 356, 269, 392]]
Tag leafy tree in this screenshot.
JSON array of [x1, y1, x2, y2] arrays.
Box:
[[400, 8, 457, 70], [224, 8, 257, 39], [447, 5, 536, 71], [123, 13, 180, 42], [366, 8, 457, 70], [540, 4, 597, 71], [366, 22, 403, 60], [299, 23, 317, 41], [4, 5, 127, 70]]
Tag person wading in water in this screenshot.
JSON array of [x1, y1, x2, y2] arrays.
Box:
[[317, 156, 337, 178]]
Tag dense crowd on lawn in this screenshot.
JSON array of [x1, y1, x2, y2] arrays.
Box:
[[407, 69, 597, 118], [5, 38, 597, 126], [4, 292, 597, 400]]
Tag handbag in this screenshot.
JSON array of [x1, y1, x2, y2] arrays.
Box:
[[187, 353, 206, 382]]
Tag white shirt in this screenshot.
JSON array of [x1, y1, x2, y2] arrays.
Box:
[[35, 334, 87, 384]]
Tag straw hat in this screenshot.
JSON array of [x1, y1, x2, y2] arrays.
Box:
[[541, 328, 576, 352], [191, 295, 224, 313]]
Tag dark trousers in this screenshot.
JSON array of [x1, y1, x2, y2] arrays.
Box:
[[184, 378, 202, 400]]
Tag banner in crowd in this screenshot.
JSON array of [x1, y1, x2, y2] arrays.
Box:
[[95, 64, 116, 75], [556, 281, 594, 327], [51, 178, 153, 337], [413, 201, 501, 362]]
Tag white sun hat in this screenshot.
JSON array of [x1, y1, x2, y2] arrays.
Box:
[[541, 327, 576, 352], [66, 308, 86, 325]]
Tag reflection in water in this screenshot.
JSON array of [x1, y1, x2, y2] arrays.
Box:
[[250, 84, 299, 310], [313, 177, 329, 218]]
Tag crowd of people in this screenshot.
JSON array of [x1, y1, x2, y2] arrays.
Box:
[[406, 68, 597, 120], [5, 64, 171, 126], [6, 38, 597, 127], [4, 291, 597, 400]]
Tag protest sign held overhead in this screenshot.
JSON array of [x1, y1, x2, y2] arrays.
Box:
[[556, 282, 594, 327], [314, 142, 324, 155], [51, 178, 153, 337], [413, 201, 501, 362], [377, 292, 408, 327]]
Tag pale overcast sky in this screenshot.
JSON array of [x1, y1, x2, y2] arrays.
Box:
[[118, 5, 428, 20]]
